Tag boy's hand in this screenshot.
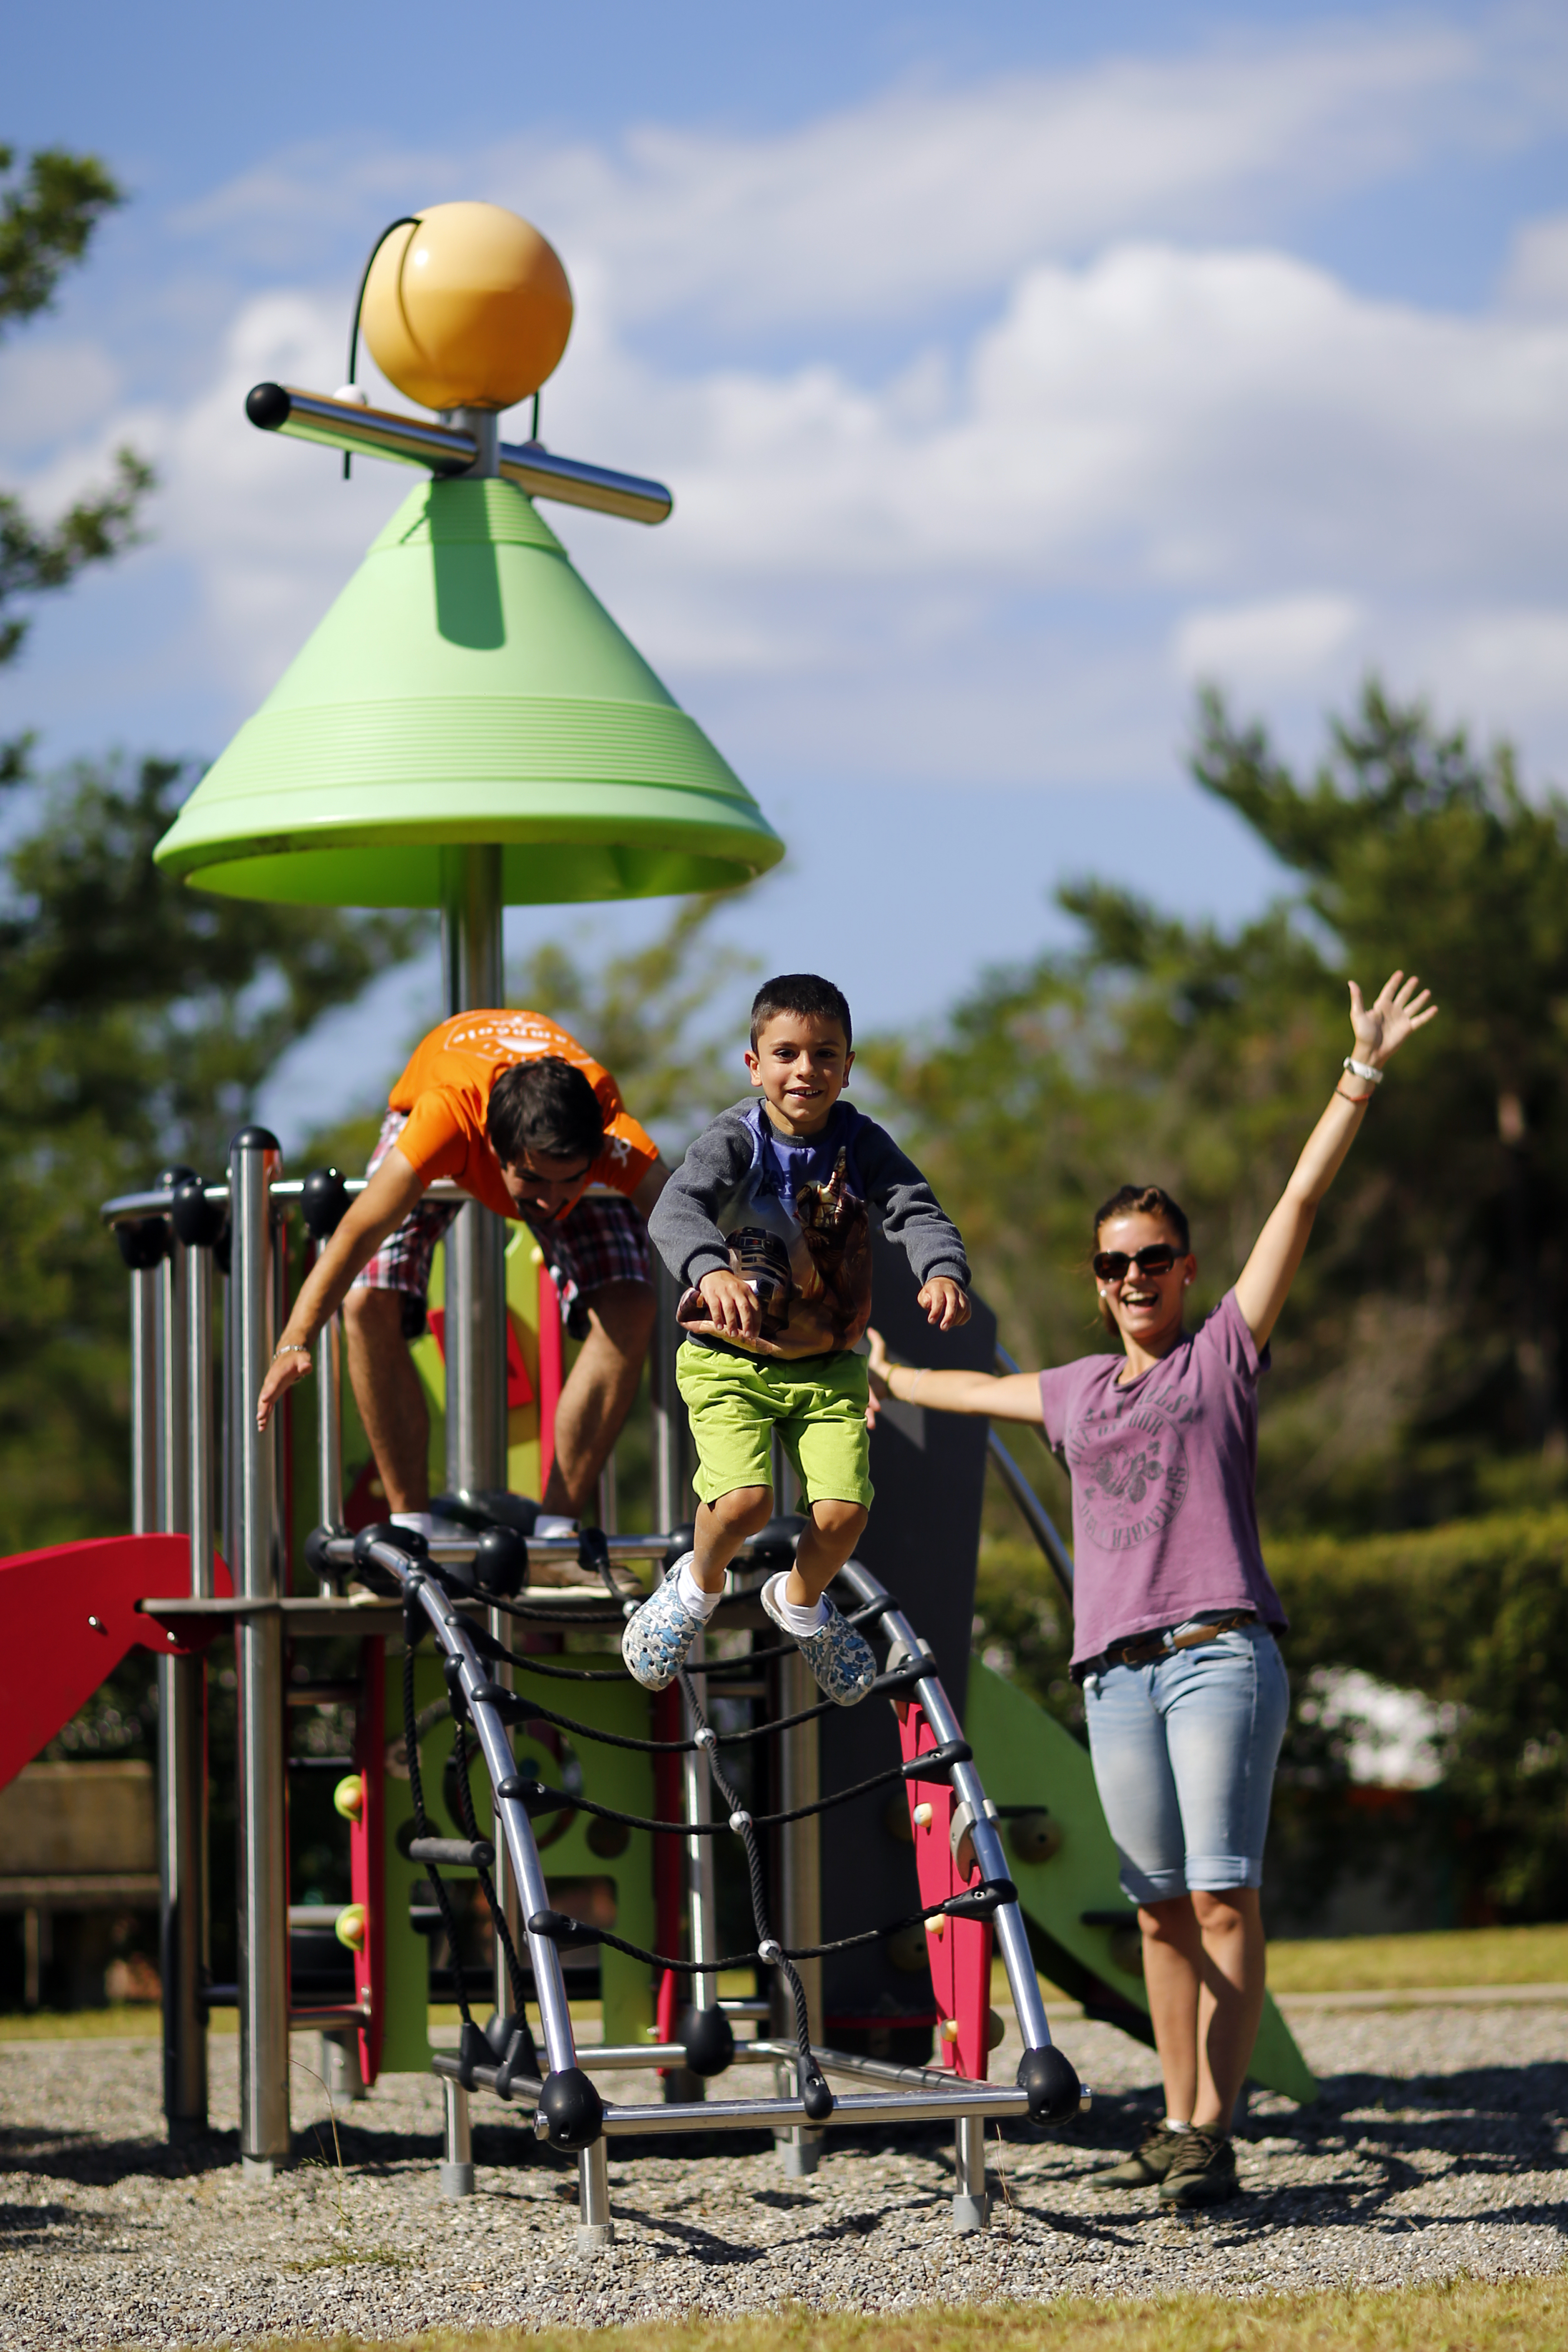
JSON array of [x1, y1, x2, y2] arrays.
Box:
[[917, 1278, 970, 1332], [698, 1268, 761, 1338]]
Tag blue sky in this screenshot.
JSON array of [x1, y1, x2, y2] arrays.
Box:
[[5, 3, 1568, 1144]]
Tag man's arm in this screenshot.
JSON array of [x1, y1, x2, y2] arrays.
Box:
[[255, 1149, 427, 1431]]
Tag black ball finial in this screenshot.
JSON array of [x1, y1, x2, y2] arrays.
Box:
[[536, 2066, 603, 2151], [1016, 2044, 1081, 2124]]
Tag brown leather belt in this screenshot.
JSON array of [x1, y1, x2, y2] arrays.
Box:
[[1076, 1610, 1259, 1680]]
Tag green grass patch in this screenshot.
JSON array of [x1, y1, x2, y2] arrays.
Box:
[[1264, 1920, 1568, 1993], [250, 2277, 1568, 2351]]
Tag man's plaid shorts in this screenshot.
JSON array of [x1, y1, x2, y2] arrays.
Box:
[[350, 1110, 651, 1330]]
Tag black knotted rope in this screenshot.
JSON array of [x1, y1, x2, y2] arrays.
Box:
[[449, 1720, 529, 2017], [401, 1633, 473, 2029]]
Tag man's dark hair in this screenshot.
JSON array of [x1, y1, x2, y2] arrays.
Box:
[[1092, 1183, 1191, 1254], [749, 973, 853, 1054], [487, 1057, 605, 1169]]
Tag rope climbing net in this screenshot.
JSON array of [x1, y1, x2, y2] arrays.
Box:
[[349, 1521, 1085, 2163]]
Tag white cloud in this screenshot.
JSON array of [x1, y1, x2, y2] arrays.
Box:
[[1175, 595, 1365, 691], [1499, 211, 1568, 311]]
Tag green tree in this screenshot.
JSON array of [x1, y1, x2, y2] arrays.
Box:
[[0, 755, 424, 1553], [865, 682, 1568, 1536], [0, 145, 153, 731]]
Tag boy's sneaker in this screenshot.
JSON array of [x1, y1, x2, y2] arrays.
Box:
[[1090, 2121, 1185, 2191], [760, 1573, 877, 1706], [1157, 2125, 1239, 2207], [621, 1557, 706, 1692]]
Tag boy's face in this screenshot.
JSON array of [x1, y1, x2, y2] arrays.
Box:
[[745, 1011, 854, 1136]]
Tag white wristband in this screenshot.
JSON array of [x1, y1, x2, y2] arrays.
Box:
[[1343, 1056, 1384, 1086]]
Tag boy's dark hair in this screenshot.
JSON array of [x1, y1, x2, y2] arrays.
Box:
[[750, 973, 853, 1054], [1093, 1184, 1191, 1253], [487, 1057, 605, 1169]]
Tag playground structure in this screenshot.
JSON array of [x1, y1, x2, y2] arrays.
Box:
[[0, 199, 1317, 2254]]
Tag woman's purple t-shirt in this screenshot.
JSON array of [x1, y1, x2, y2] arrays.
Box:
[[1036, 1289, 1288, 1667]]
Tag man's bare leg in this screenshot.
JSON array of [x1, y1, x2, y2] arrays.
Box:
[[343, 1288, 431, 1514], [544, 1279, 656, 1518]]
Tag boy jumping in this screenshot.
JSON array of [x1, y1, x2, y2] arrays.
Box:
[[624, 973, 971, 1703]]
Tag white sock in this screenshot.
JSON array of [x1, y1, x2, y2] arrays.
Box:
[[1164, 2117, 1189, 2132], [676, 1560, 723, 1620], [776, 1586, 829, 1637], [534, 1513, 578, 1541]]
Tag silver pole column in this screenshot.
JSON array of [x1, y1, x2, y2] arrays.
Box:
[[774, 1644, 823, 2176], [230, 1126, 290, 2177], [439, 845, 519, 2011], [440, 843, 507, 1504], [129, 1255, 160, 1539], [155, 1178, 209, 2137], [650, 1262, 686, 1535]]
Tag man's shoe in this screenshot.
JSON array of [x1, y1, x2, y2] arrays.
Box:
[[1089, 2121, 1185, 2191], [1157, 2125, 1240, 2206], [760, 1573, 877, 1706], [621, 1558, 706, 1692]]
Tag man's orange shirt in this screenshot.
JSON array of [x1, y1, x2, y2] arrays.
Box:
[[387, 1010, 658, 1224]]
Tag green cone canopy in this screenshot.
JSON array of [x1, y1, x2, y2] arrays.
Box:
[[155, 478, 783, 905]]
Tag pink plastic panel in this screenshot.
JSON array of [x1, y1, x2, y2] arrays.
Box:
[[898, 1700, 994, 2080]]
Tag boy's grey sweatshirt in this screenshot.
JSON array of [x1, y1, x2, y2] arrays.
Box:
[[647, 1097, 968, 1361]]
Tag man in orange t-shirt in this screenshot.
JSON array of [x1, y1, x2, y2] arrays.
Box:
[[257, 1010, 669, 1527]]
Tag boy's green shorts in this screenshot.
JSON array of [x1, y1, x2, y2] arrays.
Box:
[[676, 1343, 873, 1510]]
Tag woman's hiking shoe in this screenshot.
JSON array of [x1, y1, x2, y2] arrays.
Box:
[[1158, 2125, 1239, 2206], [760, 1573, 877, 1705], [1090, 2121, 1185, 2191], [621, 1558, 706, 1691]]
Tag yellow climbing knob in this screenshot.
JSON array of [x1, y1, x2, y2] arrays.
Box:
[[334, 1904, 368, 1953], [333, 1774, 364, 1823], [362, 201, 573, 412]]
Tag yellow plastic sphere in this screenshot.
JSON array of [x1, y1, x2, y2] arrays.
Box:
[[361, 201, 573, 412], [334, 1902, 368, 1954], [332, 1774, 364, 1823]]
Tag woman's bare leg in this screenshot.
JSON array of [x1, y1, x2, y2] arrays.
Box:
[[1191, 1887, 1266, 2131], [1139, 1895, 1202, 2122]]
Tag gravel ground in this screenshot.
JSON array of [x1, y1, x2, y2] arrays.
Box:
[[1, 2002, 1565, 2345]]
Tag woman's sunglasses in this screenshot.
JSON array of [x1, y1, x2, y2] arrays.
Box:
[[1093, 1244, 1181, 1282]]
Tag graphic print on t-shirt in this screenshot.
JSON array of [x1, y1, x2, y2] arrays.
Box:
[[1068, 1396, 1192, 1552], [678, 1107, 872, 1358]]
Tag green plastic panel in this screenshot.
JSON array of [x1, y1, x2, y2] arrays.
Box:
[[155, 477, 783, 906]]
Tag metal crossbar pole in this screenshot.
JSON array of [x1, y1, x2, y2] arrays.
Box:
[[231, 1127, 290, 2175], [441, 846, 507, 1509]]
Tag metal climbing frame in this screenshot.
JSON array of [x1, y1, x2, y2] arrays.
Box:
[[102, 1129, 1086, 2242]]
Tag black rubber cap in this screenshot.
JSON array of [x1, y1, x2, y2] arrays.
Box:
[[246, 381, 291, 429], [353, 1522, 428, 1570], [156, 1163, 199, 1192], [680, 2004, 735, 2080], [171, 1174, 226, 1250], [473, 1524, 527, 1599], [661, 1521, 697, 1574], [1017, 2044, 1081, 2125], [748, 1514, 806, 1572], [300, 1166, 351, 1241], [537, 2065, 603, 2151], [115, 1217, 169, 1271], [799, 2067, 836, 2123], [304, 1525, 342, 1586], [229, 1124, 281, 1153]]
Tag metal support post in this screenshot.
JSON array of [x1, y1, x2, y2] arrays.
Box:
[[155, 1222, 208, 2136], [440, 2076, 474, 2197], [650, 1262, 686, 1534], [953, 2112, 990, 2231], [775, 1648, 823, 2177], [682, 1630, 718, 2019], [576, 2136, 614, 2254], [316, 1311, 344, 1562], [231, 1127, 290, 2177], [322, 2030, 365, 2105], [130, 1264, 159, 1538], [441, 845, 507, 1503]]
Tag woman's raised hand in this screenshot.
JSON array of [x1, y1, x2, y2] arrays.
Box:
[[1348, 971, 1438, 1068]]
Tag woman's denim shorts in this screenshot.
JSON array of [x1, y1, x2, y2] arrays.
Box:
[[1081, 1623, 1289, 1905]]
